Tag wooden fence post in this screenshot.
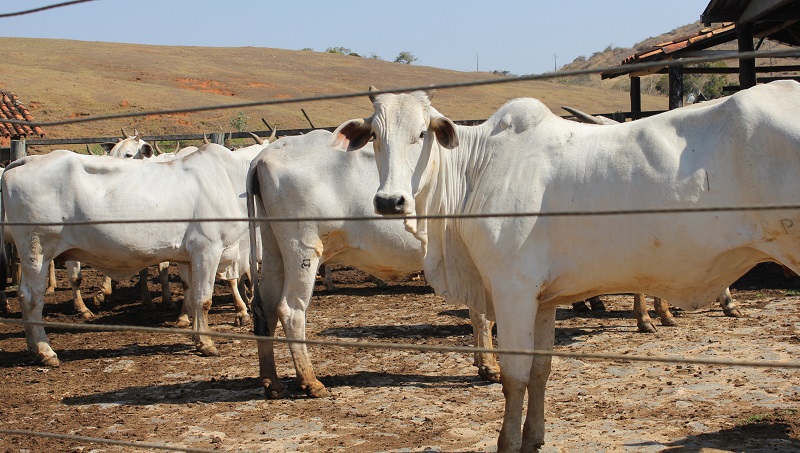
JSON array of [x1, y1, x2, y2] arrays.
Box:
[[209, 133, 225, 146], [10, 139, 26, 161]]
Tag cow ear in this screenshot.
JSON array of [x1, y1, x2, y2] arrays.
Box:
[[329, 118, 372, 151], [100, 142, 116, 154], [140, 144, 154, 158], [430, 116, 458, 149]]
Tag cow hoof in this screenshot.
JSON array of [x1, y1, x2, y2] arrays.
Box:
[[661, 318, 678, 327], [572, 301, 591, 312], [45, 287, 56, 295], [94, 293, 105, 304], [78, 309, 95, 319], [637, 321, 657, 333], [265, 386, 291, 399], [478, 365, 501, 383], [724, 308, 743, 318], [304, 384, 330, 398], [198, 345, 219, 357], [234, 313, 251, 327], [40, 355, 61, 367], [174, 317, 191, 328]]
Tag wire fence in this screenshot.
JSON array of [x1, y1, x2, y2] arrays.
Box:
[[1, 42, 800, 451]]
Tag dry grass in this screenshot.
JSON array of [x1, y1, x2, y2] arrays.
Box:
[[0, 37, 669, 152]]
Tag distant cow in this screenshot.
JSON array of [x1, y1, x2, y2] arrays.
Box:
[[2, 144, 251, 366], [330, 81, 800, 451], [247, 130, 499, 399]]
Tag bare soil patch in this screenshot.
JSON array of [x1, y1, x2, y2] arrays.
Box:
[[1, 263, 799, 452]]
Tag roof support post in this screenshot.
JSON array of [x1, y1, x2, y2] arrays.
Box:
[[668, 64, 684, 110], [737, 22, 757, 89], [630, 76, 642, 120]]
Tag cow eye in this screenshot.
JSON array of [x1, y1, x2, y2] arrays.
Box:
[[419, 131, 426, 139], [370, 131, 376, 140]]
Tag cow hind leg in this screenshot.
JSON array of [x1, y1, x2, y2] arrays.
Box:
[[66, 261, 93, 318], [174, 264, 191, 328], [254, 257, 290, 399], [45, 261, 56, 295], [634, 294, 658, 333], [189, 254, 220, 357], [94, 274, 114, 305], [228, 278, 251, 326], [469, 308, 500, 383], [653, 296, 677, 327]]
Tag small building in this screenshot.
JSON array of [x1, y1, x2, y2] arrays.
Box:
[[0, 91, 45, 162], [602, 0, 800, 116]]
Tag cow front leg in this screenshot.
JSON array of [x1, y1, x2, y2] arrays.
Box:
[[138, 267, 155, 309], [522, 306, 556, 452], [469, 308, 500, 383], [494, 287, 537, 453], [634, 293, 657, 333], [66, 261, 93, 318], [189, 255, 219, 357], [158, 262, 175, 309], [718, 287, 741, 317], [19, 256, 60, 366]]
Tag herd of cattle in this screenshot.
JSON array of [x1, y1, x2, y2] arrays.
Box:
[[2, 80, 800, 452]]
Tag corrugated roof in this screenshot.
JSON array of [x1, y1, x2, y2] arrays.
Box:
[[0, 91, 45, 138]]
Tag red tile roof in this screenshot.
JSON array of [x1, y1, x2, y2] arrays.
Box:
[[0, 91, 45, 138]]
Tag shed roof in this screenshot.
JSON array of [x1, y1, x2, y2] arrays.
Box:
[[0, 91, 45, 139]]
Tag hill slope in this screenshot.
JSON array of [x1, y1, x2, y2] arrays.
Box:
[[0, 37, 668, 148]]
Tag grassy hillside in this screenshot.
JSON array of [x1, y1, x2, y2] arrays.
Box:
[[0, 37, 669, 152]]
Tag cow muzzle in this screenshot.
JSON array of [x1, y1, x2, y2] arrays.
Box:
[[374, 194, 407, 216]]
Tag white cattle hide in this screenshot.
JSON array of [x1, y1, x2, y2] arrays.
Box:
[[330, 81, 800, 451], [2, 144, 251, 366], [247, 130, 499, 399]]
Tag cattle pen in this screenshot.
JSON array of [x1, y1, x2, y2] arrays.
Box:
[[1, 42, 800, 453]]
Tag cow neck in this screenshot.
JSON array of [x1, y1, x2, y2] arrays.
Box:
[[412, 122, 488, 245]]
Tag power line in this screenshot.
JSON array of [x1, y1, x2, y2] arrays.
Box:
[[0, 0, 96, 18]]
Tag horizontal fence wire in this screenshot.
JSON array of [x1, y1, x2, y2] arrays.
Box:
[[2, 318, 799, 370], [0, 428, 223, 453], [0, 48, 798, 128], [1, 202, 800, 229]]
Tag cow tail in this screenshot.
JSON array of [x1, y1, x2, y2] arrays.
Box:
[[0, 175, 8, 304], [246, 164, 267, 337]]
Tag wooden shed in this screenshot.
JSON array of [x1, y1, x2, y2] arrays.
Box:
[[602, 0, 800, 116]]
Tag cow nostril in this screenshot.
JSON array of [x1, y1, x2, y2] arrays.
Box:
[[374, 195, 406, 215]]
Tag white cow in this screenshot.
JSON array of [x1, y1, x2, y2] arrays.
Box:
[[1, 143, 252, 366], [247, 130, 499, 398], [330, 81, 800, 451]]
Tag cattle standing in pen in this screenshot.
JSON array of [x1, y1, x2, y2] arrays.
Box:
[[247, 130, 499, 399], [1, 143, 252, 366], [330, 81, 800, 451]]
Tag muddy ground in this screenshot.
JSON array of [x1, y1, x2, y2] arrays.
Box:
[[0, 262, 799, 452]]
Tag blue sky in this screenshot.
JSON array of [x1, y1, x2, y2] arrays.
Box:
[[1, 1, 709, 75]]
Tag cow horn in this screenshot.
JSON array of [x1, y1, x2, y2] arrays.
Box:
[[134, 131, 143, 141], [121, 127, 129, 138], [561, 106, 619, 125], [134, 128, 139, 136], [368, 85, 378, 102], [202, 133, 209, 144], [247, 132, 264, 145], [173, 141, 180, 153], [268, 127, 277, 143], [153, 141, 163, 155]]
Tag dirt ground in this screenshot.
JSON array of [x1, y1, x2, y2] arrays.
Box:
[[0, 262, 799, 452]]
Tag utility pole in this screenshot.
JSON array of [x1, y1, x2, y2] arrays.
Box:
[[553, 54, 558, 71], [476, 54, 479, 72]]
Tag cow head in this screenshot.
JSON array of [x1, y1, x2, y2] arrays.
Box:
[[329, 87, 457, 219], [100, 128, 154, 159]]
